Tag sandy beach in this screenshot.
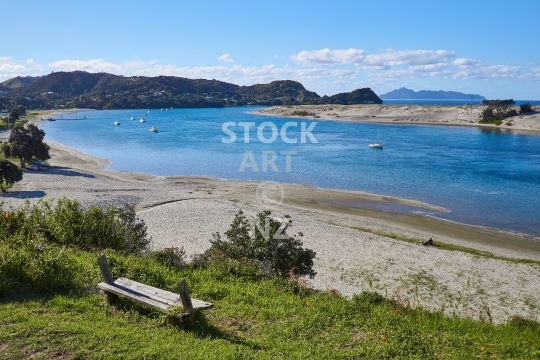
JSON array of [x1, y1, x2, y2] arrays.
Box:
[[255, 104, 540, 132], [0, 132, 539, 324]]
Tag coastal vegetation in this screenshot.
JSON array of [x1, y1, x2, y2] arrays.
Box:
[[1, 199, 540, 358], [2, 124, 50, 168], [0, 160, 22, 193], [0, 71, 383, 110], [205, 210, 316, 279], [479, 99, 517, 125], [520, 102, 533, 114]]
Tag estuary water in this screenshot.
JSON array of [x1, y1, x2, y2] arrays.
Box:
[[41, 107, 540, 237]]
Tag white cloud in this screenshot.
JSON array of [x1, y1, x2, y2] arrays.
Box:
[[218, 53, 234, 63], [291, 48, 455, 70], [48, 59, 124, 73], [331, 69, 358, 77], [0, 57, 44, 75], [453, 64, 523, 80], [369, 63, 451, 79], [0, 63, 26, 72], [453, 57, 481, 66], [291, 48, 365, 65], [27, 59, 34, 64], [363, 49, 455, 67]]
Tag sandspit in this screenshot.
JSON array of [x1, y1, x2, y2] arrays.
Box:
[[255, 104, 540, 132]]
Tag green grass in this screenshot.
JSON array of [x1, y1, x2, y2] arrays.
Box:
[[2, 201, 540, 358], [1, 247, 540, 359]]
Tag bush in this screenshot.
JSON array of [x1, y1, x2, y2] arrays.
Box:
[[520, 102, 532, 114], [0, 198, 150, 254], [0, 233, 84, 296], [205, 210, 316, 279], [291, 110, 316, 117], [150, 247, 186, 269]]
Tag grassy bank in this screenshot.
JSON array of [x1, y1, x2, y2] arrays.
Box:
[[1, 200, 540, 359]]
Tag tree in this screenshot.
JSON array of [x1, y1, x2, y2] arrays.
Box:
[[0, 160, 23, 193], [7, 124, 50, 168], [1, 142, 10, 158], [8, 105, 26, 123]]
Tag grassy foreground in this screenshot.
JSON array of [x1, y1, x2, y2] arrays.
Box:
[[2, 250, 540, 359], [1, 201, 540, 359]]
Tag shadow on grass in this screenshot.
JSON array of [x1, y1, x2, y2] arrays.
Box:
[[108, 295, 262, 350]]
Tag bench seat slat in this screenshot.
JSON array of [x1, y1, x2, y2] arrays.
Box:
[[114, 277, 213, 310], [97, 282, 175, 314]]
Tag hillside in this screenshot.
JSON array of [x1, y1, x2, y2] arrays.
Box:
[[0, 71, 382, 109], [379, 87, 485, 100], [0, 75, 41, 90]]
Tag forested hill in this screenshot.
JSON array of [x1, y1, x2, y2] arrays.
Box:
[[379, 87, 485, 100], [0, 71, 382, 109]]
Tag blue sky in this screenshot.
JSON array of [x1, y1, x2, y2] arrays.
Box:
[[2, 0, 540, 98]]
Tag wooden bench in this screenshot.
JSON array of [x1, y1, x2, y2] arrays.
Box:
[[97, 254, 213, 318]]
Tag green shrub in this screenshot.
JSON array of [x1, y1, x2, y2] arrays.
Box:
[[0, 233, 91, 296], [520, 102, 532, 114], [149, 247, 186, 269], [205, 210, 316, 279], [291, 110, 316, 117], [0, 198, 149, 254]]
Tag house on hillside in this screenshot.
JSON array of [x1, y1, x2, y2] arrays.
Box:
[[154, 92, 163, 97]]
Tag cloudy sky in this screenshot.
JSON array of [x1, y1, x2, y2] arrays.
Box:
[[2, 0, 540, 98]]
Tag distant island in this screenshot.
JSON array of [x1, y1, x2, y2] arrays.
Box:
[[0, 71, 382, 110], [379, 87, 485, 100]]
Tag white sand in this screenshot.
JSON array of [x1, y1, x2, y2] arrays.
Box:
[[255, 104, 540, 132]]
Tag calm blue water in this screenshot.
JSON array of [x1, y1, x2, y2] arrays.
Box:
[[41, 107, 540, 237], [383, 99, 540, 106]]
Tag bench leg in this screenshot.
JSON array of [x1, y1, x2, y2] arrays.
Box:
[[106, 292, 120, 305]]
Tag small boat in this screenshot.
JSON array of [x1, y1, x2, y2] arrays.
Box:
[[161, 108, 164, 111], [114, 120, 120, 125], [130, 116, 135, 120], [140, 118, 146, 123], [149, 126, 158, 132], [368, 128, 383, 149]]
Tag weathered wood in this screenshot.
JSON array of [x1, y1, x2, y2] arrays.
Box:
[[178, 278, 194, 314], [97, 256, 212, 318], [114, 277, 212, 310], [98, 254, 113, 284], [98, 282, 172, 313]]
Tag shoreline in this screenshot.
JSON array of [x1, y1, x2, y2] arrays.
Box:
[[41, 140, 540, 259], [254, 104, 540, 133], [3, 136, 540, 323]]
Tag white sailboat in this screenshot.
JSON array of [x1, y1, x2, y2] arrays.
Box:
[[114, 120, 121, 126], [149, 126, 158, 132], [140, 117, 146, 123], [368, 128, 383, 149]]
